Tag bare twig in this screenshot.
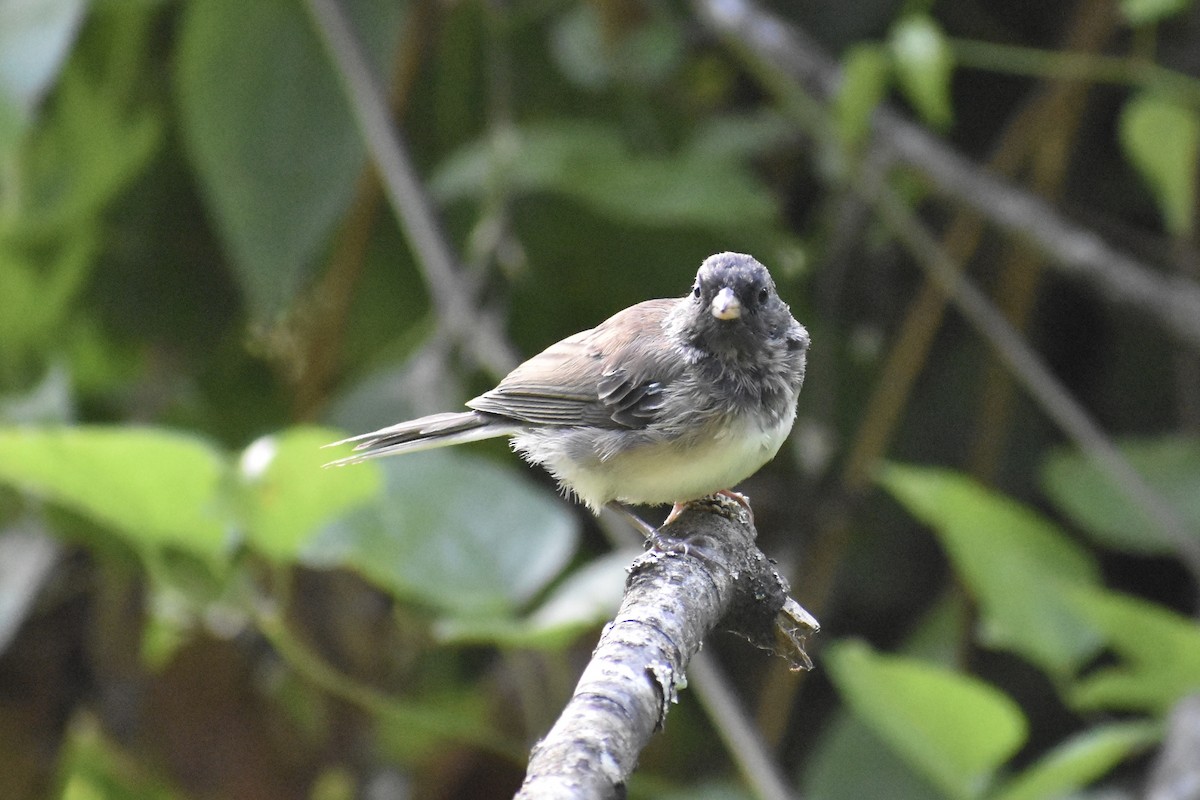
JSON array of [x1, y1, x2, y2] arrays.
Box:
[[689, 651, 799, 800], [303, 0, 518, 376], [691, 0, 1200, 351], [516, 497, 817, 799], [691, 0, 1200, 593], [863, 167, 1200, 583]]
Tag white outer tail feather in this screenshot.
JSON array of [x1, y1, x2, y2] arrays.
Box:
[[323, 411, 522, 467]]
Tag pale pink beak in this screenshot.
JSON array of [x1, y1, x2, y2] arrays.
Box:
[[711, 287, 742, 320]]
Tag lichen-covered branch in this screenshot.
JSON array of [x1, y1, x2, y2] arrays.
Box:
[[515, 496, 818, 799]]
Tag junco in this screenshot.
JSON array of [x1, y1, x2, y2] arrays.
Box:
[[327, 252, 810, 518]]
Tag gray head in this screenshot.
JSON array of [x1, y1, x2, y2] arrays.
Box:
[[674, 252, 797, 358]]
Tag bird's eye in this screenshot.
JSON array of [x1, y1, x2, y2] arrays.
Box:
[[757, 287, 770, 304], [692, 284, 701, 299]]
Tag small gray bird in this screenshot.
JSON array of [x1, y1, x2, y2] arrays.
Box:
[[326, 252, 810, 517]]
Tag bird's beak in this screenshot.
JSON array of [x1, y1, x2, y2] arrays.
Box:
[[711, 287, 742, 320]]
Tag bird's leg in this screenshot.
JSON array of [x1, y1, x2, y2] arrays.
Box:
[[607, 502, 657, 539], [662, 501, 688, 526]]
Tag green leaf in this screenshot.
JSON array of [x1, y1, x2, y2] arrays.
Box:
[[990, 721, 1160, 800], [15, 59, 161, 236], [1042, 436, 1200, 556], [825, 640, 1027, 800], [1121, 0, 1194, 25], [835, 44, 891, 148], [889, 15, 954, 130], [879, 464, 1104, 676], [1065, 584, 1200, 713], [802, 712, 944, 800], [238, 427, 381, 562], [431, 121, 779, 232], [435, 548, 633, 648], [305, 450, 578, 617], [0, 426, 232, 560], [175, 0, 400, 318], [1119, 92, 1200, 236], [686, 111, 798, 161], [0, 0, 86, 155]]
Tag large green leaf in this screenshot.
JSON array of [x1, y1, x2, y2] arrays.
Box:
[[1119, 92, 1200, 236], [435, 548, 634, 648], [305, 450, 579, 617], [431, 120, 779, 232], [1041, 436, 1200, 556], [1065, 584, 1200, 714], [825, 640, 1027, 800], [0, 426, 232, 559], [238, 426, 381, 562], [802, 712, 944, 800], [174, 0, 400, 318], [990, 721, 1160, 800], [879, 464, 1104, 676]]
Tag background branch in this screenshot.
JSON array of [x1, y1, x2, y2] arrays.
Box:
[[691, 0, 1200, 592], [692, 0, 1200, 352], [304, 0, 518, 377]]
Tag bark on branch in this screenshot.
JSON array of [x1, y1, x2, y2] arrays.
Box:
[[515, 495, 818, 799]]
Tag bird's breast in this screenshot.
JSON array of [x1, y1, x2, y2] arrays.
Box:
[[536, 403, 796, 511]]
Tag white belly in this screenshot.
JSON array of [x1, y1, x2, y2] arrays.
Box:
[[528, 407, 796, 512]]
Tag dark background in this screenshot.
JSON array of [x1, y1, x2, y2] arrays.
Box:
[[1, 0, 1198, 798]]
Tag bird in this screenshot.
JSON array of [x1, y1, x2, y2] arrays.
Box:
[[326, 252, 810, 521]]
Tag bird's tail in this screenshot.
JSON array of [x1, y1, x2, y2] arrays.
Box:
[[323, 411, 520, 466]]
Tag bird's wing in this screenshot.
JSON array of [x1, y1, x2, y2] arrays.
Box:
[[466, 298, 685, 430]]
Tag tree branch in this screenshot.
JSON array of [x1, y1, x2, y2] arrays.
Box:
[[691, 0, 1200, 352], [515, 496, 818, 799], [303, 0, 518, 377]]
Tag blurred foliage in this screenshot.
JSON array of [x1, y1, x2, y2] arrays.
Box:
[[1, 0, 1199, 798]]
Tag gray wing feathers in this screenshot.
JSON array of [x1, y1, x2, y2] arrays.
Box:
[[323, 411, 520, 466], [466, 299, 683, 430]]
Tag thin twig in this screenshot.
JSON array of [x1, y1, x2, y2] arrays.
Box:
[[691, 0, 1200, 594], [303, 0, 518, 376], [691, 0, 1200, 352], [968, 1, 1118, 480], [863, 166, 1200, 585], [950, 38, 1200, 108], [689, 651, 798, 800], [254, 602, 521, 759]]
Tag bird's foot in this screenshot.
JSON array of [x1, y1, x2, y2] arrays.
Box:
[[714, 489, 754, 525], [662, 490, 753, 528], [649, 529, 724, 567]]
